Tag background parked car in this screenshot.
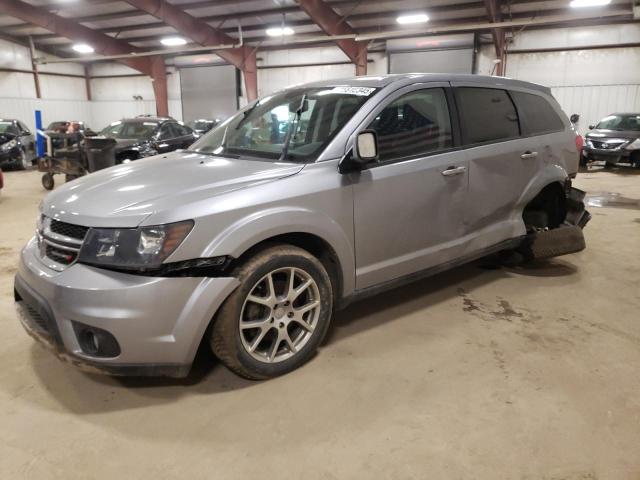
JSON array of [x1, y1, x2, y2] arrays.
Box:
[[0, 118, 36, 170], [187, 118, 221, 138], [100, 117, 197, 163], [583, 113, 640, 168]]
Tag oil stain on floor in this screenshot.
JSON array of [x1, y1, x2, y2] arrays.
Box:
[[585, 191, 640, 210]]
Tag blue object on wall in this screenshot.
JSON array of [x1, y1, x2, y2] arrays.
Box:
[[35, 110, 44, 157]]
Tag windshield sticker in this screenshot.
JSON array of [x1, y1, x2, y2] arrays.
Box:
[[330, 86, 375, 96]]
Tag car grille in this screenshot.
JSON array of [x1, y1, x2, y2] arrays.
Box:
[[49, 219, 89, 240], [37, 217, 88, 270], [590, 140, 626, 150]]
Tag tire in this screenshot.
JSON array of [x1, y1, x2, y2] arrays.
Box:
[[16, 149, 28, 170], [41, 173, 54, 190], [210, 244, 333, 380], [579, 153, 588, 167]]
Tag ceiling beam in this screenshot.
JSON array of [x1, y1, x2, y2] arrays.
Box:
[[0, 0, 170, 115], [0, 0, 154, 75], [7, 1, 489, 39], [121, 0, 257, 100], [296, 0, 367, 74]]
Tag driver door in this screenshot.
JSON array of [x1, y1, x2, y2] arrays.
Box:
[[351, 84, 470, 290]]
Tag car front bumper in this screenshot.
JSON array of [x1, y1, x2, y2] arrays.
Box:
[[0, 146, 22, 166], [582, 147, 632, 164], [14, 237, 239, 377]]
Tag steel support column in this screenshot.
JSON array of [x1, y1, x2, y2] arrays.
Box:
[[297, 0, 367, 75], [150, 56, 169, 117], [122, 0, 259, 100], [484, 0, 505, 76]]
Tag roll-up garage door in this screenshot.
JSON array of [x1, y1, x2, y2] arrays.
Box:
[[180, 64, 238, 122], [387, 34, 474, 74]]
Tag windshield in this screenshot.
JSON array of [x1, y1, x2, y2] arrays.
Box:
[[596, 114, 640, 131], [190, 86, 378, 162], [0, 122, 17, 135], [101, 121, 159, 139]]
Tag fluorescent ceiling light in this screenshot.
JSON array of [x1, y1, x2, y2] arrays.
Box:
[[266, 26, 295, 37], [161, 36, 187, 46], [72, 44, 94, 53], [396, 13, 429, 24], [569, 0, 611, 6]]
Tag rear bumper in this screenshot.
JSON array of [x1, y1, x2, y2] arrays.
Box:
[[15, 237, 239, 377]]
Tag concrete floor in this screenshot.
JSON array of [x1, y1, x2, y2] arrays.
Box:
[[1, 168, 639, 479]]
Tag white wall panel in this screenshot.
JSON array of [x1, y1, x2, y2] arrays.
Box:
[[39, 76, 87, 101], [551, 85, 640, 132], [258, 63, 355, 96], [90, 99, 182, 130], [0, 97, 92, 132], [0, 38, 32, 70], [0, 72, 37, 99], [510, 24, 640, 51]]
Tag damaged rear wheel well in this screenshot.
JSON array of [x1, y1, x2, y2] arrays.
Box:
[[523, 182, 566, 230]]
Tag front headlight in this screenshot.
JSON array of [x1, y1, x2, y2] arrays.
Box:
[[626, 138, 640, 150], [78, 220, 194, 270], [1, 139, 17, 151]]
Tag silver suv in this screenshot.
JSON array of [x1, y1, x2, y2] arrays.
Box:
[[15, 74, 590, 380]]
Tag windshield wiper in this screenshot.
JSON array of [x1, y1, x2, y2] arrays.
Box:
[[279, 94, 307, 162]]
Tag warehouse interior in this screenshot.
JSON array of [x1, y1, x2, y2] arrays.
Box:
[[1, 0, 640, 478]]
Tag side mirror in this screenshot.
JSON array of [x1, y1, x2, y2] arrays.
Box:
[[355, 130, 378, 163], [588, 125, 595, 130], [569, 114, 579, 124]]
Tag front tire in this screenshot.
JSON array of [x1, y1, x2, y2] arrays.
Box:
[[41, 173, 54, 190], [210, 244, 333, 380], [16, 149, 28, 170]]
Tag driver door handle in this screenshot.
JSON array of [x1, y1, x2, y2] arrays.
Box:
[[520, 151, 538, 159], [441, 166, 467, 176]]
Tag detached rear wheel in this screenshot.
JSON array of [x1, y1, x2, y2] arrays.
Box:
[[211, 244, 333, 380]]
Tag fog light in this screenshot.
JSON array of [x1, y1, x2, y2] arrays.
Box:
[[72, 321, 121, 358]]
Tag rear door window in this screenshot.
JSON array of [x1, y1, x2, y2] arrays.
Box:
[[511, 91, 565, 135], [455, 87, 520, 145], [367, 87, 453, 163]]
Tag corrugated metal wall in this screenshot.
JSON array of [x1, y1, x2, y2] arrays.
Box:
[[551, 85, 640, 131]]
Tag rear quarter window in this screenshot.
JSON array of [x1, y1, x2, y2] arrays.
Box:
[[455, 87, 520, 145], [510, 91, 565, 135]]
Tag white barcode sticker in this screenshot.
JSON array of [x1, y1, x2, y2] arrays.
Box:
[[330, 86, 375, 96]]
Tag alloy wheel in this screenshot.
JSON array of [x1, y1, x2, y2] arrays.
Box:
[[239, 267, 321, 363]]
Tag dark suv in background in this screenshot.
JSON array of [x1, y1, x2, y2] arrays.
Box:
[[583, 113, 640, 168], [100, 117, 197, 163], [0, 118, 36, 170]]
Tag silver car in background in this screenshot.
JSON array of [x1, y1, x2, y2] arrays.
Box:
[[15, 74, 590, 380]]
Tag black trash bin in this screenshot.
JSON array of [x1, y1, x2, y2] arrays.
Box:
[[84, 137, 117, 173]]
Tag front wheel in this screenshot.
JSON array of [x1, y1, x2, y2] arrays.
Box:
[[41, 173, 54, 190], [210, 244, 333, 380], [16, 149, 28, 170]]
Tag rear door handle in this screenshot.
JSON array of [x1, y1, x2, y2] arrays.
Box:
[[441, 166, 467, 176], [520, 151, 538, 159]]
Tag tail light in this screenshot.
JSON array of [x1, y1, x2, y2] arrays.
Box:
[[575, 134, 584, 151]]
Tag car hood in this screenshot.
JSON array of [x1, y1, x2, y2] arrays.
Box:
[[586, 129, 640, 140], [41, 151, 304, 228]]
